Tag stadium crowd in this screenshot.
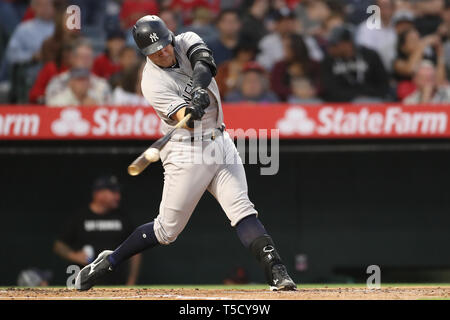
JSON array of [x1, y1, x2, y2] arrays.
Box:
[[1, 0, 450, 106]]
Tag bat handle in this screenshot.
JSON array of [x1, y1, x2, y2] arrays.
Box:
[[128, 154, 151, 176], [177, 112, 192, 129]]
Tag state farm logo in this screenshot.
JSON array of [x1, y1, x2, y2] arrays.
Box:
[[0, 112, 40, 136], [51, 108, 90, 136], [51, 107, 160, 137], [277, 107, 315, 135], [277, 106, 448, 136]]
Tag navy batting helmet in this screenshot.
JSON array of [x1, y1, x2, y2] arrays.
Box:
[[133, 15, 173, 55]]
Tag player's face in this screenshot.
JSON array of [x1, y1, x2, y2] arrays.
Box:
[[148, 44, 176, 68]]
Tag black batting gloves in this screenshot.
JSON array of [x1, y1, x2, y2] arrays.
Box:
[[191, 88, 210, 110]]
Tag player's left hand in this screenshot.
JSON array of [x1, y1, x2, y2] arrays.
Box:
[[185, 104, 205, 128], [191, 88, 210, 110], [185, 104, 205, 120]]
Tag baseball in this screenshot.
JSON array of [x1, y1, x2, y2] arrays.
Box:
[[144, 148, 160, 162]]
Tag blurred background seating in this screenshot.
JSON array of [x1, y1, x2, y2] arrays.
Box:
[[0, 0, 449, 106]]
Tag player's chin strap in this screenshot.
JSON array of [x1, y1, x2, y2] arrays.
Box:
[[249, 235, 283, 284]]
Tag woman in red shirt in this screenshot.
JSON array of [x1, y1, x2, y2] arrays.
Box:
[[270, 33, 320, 101], [92, 30, 126, 79]]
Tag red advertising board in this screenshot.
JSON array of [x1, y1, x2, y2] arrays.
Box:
[[0, 104, 449, 140]]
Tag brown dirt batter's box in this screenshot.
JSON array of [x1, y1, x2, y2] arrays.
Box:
[[1, 287, 450, 300]]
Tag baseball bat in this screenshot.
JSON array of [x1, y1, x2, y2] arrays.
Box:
[[128, 113, 192, 176]]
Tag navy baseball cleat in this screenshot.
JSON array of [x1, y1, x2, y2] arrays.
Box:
[[75, 250, 114, 291], [269, 264, 297, 291]]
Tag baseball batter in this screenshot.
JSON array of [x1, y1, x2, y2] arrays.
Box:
[[76, 15, 296, 291]]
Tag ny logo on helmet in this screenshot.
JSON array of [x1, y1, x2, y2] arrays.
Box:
[[149, 33, 159, 43]]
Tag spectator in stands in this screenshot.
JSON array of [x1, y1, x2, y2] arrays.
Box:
[[53, 175, 142, 286], [47, 67, 110, 106], [206, 9, 242, 66], [29, 42, 71, 104], [321, 25, 390, 102], [92, 29, 126, 79], [393, 27, 446, 100], [104, 0, 123, 35], [179, 5, 217, 42], [159, 8, 180, 33], [355, 0, 397, 73], [414, 0, 444, 36], [4, 0, 55, 65], [45, 39, 111, 106], [70, 0, 108, 38], [112, 62, 149, 106], [166, 0, 213, 26], [218, 0, 242, 10], [109, 46, 140, 90], [40, 8, 81, 64], [341, 0, 374, 26], [288, 76, 323, 104], [225, 61, 278, 103], [29, 9, 82, 104], [240, 0, 269, 45], [215, 39, 259, 99], [0, 0, 29, 39], [437, 0, 450, 80], [2, 0, 56, 102], [295, 0, 343, 36], [396, 0, 415, 11], [256, 7, 298, 71], [294, 0, 327, 36], [270, 33, 320, 101], [392, 10, 416, 34], [120, 0, 159, 30], [316, 12, 345, 49], [403, 59, 450, 104], [122, 0, 160, 47]]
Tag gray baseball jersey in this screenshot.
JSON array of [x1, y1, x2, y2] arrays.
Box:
[[141, 31, 224, 138], [141, 31, 257, 245]]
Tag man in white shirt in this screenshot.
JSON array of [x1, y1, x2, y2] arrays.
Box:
[[355, 0, 396, 72], [46, 40, 111, 106], [47, 68, 111, 106]]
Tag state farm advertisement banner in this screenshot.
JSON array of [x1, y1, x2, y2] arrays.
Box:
[[0, 104, 449, 140]]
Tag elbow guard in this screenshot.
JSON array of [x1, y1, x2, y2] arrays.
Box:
[[187, 43, 217, 77]]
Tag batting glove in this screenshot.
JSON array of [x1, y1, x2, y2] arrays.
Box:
[[185, 104, 205, 128], [191, 88, 210, 110]]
